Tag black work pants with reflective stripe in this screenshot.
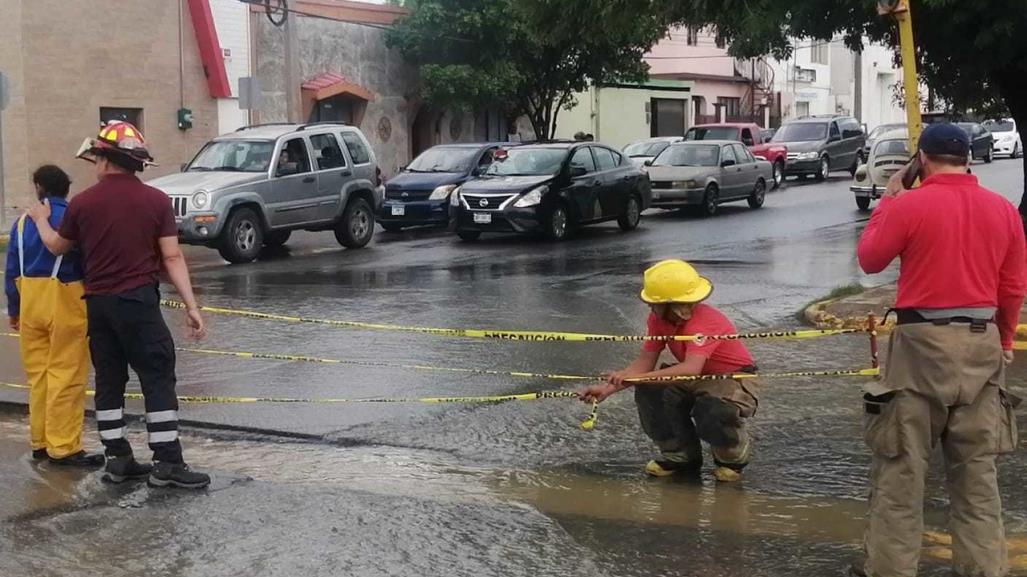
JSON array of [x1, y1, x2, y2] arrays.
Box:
[[87, 284, 183, 463]]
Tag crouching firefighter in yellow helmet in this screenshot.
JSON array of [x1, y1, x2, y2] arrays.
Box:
[[579, 260, 759, 482]]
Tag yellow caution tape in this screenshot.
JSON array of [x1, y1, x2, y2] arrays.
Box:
[[160, 300, 864, 342], [0, 381, 599, 429], [0, 380, 577, 405], [0, 332, 879, 382]]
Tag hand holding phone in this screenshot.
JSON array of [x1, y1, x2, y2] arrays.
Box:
[[901, 156, 922, 190]]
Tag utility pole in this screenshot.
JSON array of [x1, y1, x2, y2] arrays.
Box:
[[854, 50, 863, 124], [878, 0, 921, 153], [284, 14, 301, 122]]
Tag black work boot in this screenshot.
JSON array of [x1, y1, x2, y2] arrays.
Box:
[[31, 448, 47, 460], [49, 451, 105, 468], [103, 456, 153, 483], [148, 462, 210, 489]]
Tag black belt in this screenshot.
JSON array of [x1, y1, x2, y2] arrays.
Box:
[[890, 309, 993, 332]]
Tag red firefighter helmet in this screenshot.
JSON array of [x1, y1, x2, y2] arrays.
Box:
[[76, 121, 155, 169]]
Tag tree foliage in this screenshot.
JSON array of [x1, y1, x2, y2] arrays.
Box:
[[667, 0, 1027, 211], [387, 0, 675, 139]]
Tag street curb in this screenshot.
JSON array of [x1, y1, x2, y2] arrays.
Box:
[[804, 299, 1027, 340]]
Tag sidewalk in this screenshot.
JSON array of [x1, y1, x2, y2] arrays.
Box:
[[804, 283, 1027, 339]]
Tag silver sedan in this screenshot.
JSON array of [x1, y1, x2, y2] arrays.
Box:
[[642, 140, 773, 217]]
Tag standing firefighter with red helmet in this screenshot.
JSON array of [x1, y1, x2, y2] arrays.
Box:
[[29, 121, 211, 489]]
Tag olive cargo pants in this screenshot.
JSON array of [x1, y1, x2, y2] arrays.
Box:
[[861, 323, 1017, 577]]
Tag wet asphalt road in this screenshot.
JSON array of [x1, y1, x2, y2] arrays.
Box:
[[1, 159, 1025, 577]]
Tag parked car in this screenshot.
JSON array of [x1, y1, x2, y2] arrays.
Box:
[[850, 127, 908, 212], [684, 122, 787, 189], [956, 122, 994, 163], [772, 115, 866, 181], [623, 137, 684, 166], [984, 118, 1021, 159], [643, 141, 772, 217], [452, 142, 651, 241], [378, 143, 509, 232], [149, 123, 380, 264], [863, 122, 905, 159]]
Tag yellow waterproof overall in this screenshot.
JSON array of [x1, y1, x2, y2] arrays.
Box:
[[16, 216, 90, 458]]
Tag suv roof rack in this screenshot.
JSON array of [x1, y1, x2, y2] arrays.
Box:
[[235, 122, 296, 132], [295, 121, 349, 132]]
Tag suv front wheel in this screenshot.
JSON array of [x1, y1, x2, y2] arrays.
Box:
[[335, 197, 374, 248], [218, 207, 264, 264]]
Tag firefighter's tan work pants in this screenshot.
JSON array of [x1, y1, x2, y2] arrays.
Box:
[[861, 323, 1018, 577]]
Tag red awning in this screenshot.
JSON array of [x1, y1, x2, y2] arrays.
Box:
[[301, 73, 375, 102]]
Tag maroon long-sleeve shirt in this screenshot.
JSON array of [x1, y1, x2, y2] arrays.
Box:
[[857, 172, 1027, 350]]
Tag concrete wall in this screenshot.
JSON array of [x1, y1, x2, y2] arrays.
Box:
[[211, 0, 252, 133], [646, 27, 735, 78], [555, 85, 692, 150], [252, 13, 438, 177], [0, 0, 220, 209], [769, 39, 835, 120]]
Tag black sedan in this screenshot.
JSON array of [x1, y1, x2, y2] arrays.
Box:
[[956, 122, 994, 163], [452, 142, 651, 241]]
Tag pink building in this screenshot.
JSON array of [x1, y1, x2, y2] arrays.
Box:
[[645, 27, 775, 126]]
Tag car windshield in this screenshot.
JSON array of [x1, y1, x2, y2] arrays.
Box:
[[652, 144, 720, 167], [685, 126, 738, 141], [874, 139, 909, 156], [623, 141, 670, 157], [868, 124, 904, 141], [486, 148, 566, 176], [188, 140, 275, 172], [772, 123, 827, 142], [406, 147, 479, 173], [984, 120, 1015, 132]]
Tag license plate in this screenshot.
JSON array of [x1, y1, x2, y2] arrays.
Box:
[[391, 205, 405, 216], [473, 212, 492, 224]]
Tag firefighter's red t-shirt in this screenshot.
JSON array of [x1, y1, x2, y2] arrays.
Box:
[[642, 304, 755, 374], [60, 173, 178, 296]]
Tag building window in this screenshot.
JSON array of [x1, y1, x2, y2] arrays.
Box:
[[811, 41, 829, 65], [686, 26, 698, 46], [795, 67, 817, 83], [796, 101, 811, 118], [717, 97, 741, 118], [100, 107, 143, 129]]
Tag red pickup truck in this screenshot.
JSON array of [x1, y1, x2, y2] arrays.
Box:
[[685, 123, 788, 189]]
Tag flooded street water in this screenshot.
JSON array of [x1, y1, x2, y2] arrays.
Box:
[[2, 163, 1026, 576]]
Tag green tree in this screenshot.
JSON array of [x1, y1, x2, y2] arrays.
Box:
[[668, 0, 1027, 217], [387, 0, 674, 139]]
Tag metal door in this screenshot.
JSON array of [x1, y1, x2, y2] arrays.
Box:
[[269, 137, 319, 226]]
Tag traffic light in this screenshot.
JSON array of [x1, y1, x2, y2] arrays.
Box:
[[877, 0, 909, 15]]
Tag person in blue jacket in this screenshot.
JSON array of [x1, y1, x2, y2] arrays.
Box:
[[6, 165, 102, 467]]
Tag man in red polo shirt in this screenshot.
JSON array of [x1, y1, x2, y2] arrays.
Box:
[[29, 122, 210, 490], [579, 259, 758, 482], [854, 123, 1026, 577]]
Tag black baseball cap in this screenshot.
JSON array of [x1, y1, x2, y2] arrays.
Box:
[[918, 123, 970, 156]]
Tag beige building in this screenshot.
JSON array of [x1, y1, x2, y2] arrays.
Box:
[[0, 0, 511, 215], [554, 81, 694, 150], [0, 0, 231, 211]]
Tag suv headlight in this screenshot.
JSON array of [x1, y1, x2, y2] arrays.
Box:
[[514, 185, 548, 208], [798, 152, 819, 160], [429, 184, 457, 201], [192, 190, 210, 209], [450, 186, 462, 206]]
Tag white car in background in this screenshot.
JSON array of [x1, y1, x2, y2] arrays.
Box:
[[623, 136, 684, 166], [985, 118, 1022, 158]]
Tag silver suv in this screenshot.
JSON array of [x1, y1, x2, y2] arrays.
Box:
[[148, 123, 380, 263]]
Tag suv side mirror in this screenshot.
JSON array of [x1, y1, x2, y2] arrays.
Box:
[[721, 159, 736, 167], [569, 165, 588, 178], [828, 134, 841, 143], [643, 159, 653, 167]]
